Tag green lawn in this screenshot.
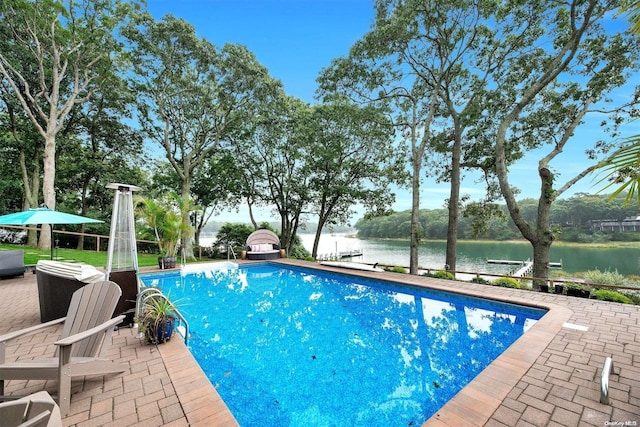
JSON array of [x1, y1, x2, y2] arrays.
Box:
[[1, 243, 164, 268]]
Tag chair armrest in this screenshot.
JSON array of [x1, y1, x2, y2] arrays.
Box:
[[54, 315, 125, 347], [0, 317, 66, 344], [18, 409, 52, 427]]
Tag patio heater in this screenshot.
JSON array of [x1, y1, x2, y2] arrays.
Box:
[[105, 183, 141, 327]]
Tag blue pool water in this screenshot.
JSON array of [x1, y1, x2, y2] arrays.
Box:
[[141, 263, 546, 427]]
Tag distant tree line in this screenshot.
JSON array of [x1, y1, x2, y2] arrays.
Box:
[[355, 193, 640, 243]]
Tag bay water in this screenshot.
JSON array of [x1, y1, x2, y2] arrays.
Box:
[[200, 233, 638, 276], [299, 233, 639, 276]]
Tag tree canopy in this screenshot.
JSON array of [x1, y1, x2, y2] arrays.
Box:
[[319, 0, 639, 282], [1, 0, 638, 271], [0, 0, 141, 250], [123, 13, 285, 258]]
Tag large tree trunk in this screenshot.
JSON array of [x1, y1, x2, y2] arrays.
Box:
[[76, 225, 86, 250], [445, 136, 461, 272], [276, 204, 302, 254], [194, 214, 202, 248], [531, 167, 555, 289], [38, 131, 57, 251], [280, 215, 294, 253], [20, 150, 41, 247], [76, 180, 90, 250], [289, 216, 301, 255], [312, 196, 330, 258], [247, 199, 258, 230], [409, 158, 421, 275], [181, 179, 196, 261], [532, 240, 551, 289], [312, 217, 327, 259]]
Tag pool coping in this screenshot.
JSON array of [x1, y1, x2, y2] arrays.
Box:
[[159, 336, 239, 426], [155, 259, 573, 427]]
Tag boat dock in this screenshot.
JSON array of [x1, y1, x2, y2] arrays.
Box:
[[488, 259, 562, 268], [487, 259, 562, 277], [513, 261, 533, 277], [488, 259, 526, 265], [316, 249, 363, 261], [339, 249, 363, 259]]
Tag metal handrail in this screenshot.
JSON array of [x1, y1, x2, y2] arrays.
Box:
[[135, 287, 190, 346], [227, 244, 237, 261]]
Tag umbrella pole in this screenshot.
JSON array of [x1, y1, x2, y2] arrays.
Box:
[[50, 227, 54, 260]]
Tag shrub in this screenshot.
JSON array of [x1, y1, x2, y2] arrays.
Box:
[[431, 270, 455, 280], [0, 229, 26, 244], [214, 223, 256, 248], [433, 270, 456, 280], [627, 274, 640, 284], [582, 269, 627, 287], [422, 270, 455, 280], [624, 291, 640, 305], [566, 282, 588, 290], [470, 276, 491, 285], [493, 277, 521, 289], [288, 243, 311, 260], [387, 266, 407, 274], [592, 289, 633, 304], [196, 245, 218, 259]]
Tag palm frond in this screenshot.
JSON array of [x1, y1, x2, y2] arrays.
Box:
[[622, 0, 640, 35], [594, 136, 640, 207]]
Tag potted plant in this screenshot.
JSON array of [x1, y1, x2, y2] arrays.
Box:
[[554, 283, 565, 294], [566, 282, 591, 298], [135, 196, 182, 269], [137, 294, 177, 344]]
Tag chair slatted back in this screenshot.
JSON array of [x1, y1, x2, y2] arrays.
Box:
[[58, 281, 122, 358], [0, 392, 58, 427], [0, 400, 30, 425]]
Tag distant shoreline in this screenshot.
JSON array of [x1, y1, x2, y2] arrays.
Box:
[[305, 234, 640, 249]]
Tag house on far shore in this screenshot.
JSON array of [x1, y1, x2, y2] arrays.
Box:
[[590, 215, 640, 232]]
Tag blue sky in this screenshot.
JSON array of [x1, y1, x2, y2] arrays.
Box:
[[147, 0, 372, 102], [146, 1, 638, 224]]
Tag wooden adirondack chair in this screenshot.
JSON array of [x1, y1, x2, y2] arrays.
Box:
[[0, 281, 127, 416], [0, 391, 62, 427]]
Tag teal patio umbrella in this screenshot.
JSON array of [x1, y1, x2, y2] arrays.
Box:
[[0, 207, 103, 259]]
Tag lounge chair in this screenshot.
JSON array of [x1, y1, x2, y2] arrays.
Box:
[[0, 250, 25, 279], [245, 229, 282, 260], [0, 281, 127, 416], [0, 390, 62, 426]]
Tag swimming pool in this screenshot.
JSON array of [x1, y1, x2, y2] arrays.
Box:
[[141, 263, 546, 427]]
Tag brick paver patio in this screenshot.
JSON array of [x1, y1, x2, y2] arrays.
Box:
[[0, 259, 638, 426]]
